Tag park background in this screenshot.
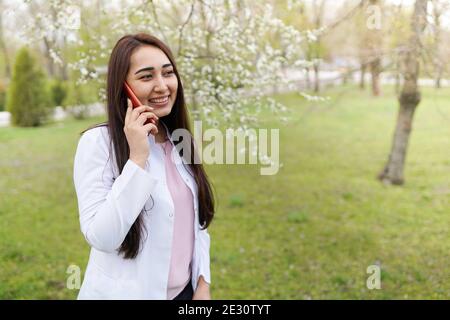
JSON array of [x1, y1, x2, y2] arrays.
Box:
[[0, 0, 448, 299]]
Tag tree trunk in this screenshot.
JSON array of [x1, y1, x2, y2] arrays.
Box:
[[313, 63, 320, 93], [342, 69, 349, 85], [433, 4, 443, 89], [366, 0, 383, 96], [435, 63, 443, 89], [435, 76, 441, 89], [378, 0, 427, 185], [305, 67, 311, 90], [370, 58, 381, 96], [360, 63, 366, 90], [395, 54, 401, 94], [312, 1, 325, 94], [28, 1, 56, 77], [60, 34, 69, 80], [378, 94, 419, 184], [42, 37, 56, 77]]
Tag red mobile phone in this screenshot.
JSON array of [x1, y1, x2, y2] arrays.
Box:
[[124, 81, 154, 125]]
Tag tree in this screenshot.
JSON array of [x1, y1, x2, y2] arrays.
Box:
[[0, 0, 11, 79], [6, 47, 51, 127], [310, 0, 328, 93], [56, 0, 313, 128], [384, 2, 410, 94], [353, 3, 371, 90], [355, 0, 384, 96], [429, 0, 450, 88], [24, 0, 77, 80], [378, 0, 428, 185], [367, 0, 383, 96], [13, 0, 319, 129]]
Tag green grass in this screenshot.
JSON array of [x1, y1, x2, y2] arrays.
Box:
[[0, 85, 448, 299]]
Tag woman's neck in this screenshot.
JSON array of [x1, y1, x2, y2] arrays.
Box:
[[155, 121, 168, 143]]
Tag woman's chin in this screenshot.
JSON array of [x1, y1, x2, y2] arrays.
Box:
[[153, 105, 172, 118]]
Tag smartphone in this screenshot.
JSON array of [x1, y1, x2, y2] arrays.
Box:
[[124, 81, 154, 125]]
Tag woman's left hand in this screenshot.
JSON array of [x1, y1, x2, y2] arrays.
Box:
[[192, 276, 211, 300]]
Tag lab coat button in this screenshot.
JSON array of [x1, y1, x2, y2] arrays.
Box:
[[169, 212, 173, 217]]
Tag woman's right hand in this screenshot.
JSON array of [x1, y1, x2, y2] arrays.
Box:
[[124, 99, 159, 169]]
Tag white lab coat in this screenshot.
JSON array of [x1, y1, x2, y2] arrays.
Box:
[[73, 124, 211, 299]]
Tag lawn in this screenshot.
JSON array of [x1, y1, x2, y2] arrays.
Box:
[[0, 85, 448, 299]]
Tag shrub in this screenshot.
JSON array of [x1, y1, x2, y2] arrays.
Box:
[[0, 80, 6, 112], [63, 80, 101, 119], [6, 47, 51, 127], [49, 79, 67, 107]]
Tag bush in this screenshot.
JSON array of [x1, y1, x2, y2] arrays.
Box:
[[63, 81, 100, 119], [49, 79, 67, 107], [6, 47, 51, 127], [0, 80, 6, 112]]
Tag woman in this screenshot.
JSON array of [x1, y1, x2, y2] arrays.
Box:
[[73, 33, 215, 300]]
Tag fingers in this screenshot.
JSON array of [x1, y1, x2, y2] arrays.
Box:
[[124, 101, 158, 132], [133, 105, 154, 116], [137, 111, 158, 125], [143, 122, 158, 136], [125, 99, 133, 126], [128, 105, 154, 123]]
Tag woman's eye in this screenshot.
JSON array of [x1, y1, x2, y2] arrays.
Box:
[[165, 70, 174, 76], [141, 74, 152, 79]]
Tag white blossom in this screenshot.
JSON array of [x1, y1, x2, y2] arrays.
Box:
[[17, 0, 319, 126]]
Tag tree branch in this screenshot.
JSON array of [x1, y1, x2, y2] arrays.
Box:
[[177, 0, 196, 57]]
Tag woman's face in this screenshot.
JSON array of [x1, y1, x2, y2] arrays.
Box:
[[126, 45, 178, 118]]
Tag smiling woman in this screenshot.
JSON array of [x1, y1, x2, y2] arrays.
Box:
[[127, 46, 178, 115], [73, 33, 215, 300]]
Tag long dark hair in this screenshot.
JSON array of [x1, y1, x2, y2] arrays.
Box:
[[80, 33, 215, 259]]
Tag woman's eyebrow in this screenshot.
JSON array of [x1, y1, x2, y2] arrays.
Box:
[[134, 63, 173, 75]]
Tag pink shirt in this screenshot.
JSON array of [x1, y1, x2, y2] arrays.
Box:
[[160, 140, 195, 300]]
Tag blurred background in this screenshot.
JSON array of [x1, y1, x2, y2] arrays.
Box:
[[0, 0, 448, 299]]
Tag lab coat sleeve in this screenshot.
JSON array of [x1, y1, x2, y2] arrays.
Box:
[[197, 227, 211, 285], [73, 128, 158, 253]]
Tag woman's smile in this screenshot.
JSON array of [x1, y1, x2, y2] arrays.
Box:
[[148, 95, 170, 106]]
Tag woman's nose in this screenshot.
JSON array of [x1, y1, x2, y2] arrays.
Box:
[[154, 75, 168, 91]]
